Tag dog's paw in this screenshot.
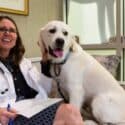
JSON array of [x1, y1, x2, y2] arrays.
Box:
[[84, 120, 98, 125]]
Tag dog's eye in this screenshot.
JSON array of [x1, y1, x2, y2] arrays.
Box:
[[63, 31, 68, 36], [49, 29, 56, 33]]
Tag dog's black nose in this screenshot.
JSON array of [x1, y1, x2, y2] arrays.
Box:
[[55, 38, 64, 48]]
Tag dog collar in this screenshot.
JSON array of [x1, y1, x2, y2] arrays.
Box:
[[50, 51, 70, 77]]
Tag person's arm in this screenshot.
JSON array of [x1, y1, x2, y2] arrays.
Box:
[[53, 104, 84, 125], [0, 107, 17, 125]]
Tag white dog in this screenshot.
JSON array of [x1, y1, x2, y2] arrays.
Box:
[[38, 20, 125, 125]]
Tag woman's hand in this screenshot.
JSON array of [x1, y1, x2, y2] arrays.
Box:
[[0, 107, 17, 125], [53, 104, 84, 125]]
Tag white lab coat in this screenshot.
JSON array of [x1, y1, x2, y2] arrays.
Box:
[[0, 58, 52, 104]]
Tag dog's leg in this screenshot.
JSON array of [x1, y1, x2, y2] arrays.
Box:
[[84, 120, 99, 125], [69, 86, 85, 110], [91, 94, 125, 124]]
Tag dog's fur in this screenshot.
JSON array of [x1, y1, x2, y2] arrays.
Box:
[[38, 20, 125, 125]]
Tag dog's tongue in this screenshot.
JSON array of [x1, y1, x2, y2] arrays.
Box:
[[53, 50, 63, 57]]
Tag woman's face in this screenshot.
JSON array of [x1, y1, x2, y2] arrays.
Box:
[[0, 19, 17, 51]]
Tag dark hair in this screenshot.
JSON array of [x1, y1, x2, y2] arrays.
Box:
[[0, 15, 25, 65]]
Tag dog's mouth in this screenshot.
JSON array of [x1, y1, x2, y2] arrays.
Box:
[[49, 46, 63, 58]]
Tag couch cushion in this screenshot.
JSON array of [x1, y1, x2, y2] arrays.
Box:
[[93, 55, 120, 78]]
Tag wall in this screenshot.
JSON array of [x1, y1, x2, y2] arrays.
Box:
[[0, 0, 63, 58]]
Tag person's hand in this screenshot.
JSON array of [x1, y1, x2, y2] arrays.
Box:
[[53, 104, 84, 125], [0, 107, 17, 125]]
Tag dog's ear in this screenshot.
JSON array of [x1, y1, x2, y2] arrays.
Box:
[[70, 36, 79, 52], [38, 29, 48, 62]]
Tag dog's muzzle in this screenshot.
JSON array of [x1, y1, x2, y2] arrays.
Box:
[[49, 38, 64, 58], [55, 38, 64, 48]]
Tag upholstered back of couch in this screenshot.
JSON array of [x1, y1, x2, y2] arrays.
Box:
[[93, 55, 120, 80]]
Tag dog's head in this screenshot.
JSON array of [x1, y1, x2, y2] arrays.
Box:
[[38, 20, 76, 62]]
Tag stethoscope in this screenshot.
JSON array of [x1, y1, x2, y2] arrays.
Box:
[[0, 67, 9, 95], [0, 67, 4, 74]]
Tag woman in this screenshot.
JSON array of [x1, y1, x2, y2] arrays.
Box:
[[0, 15, 84, 125]]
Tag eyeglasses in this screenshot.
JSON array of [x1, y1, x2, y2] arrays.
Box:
[[0, 27, 17, 34]]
